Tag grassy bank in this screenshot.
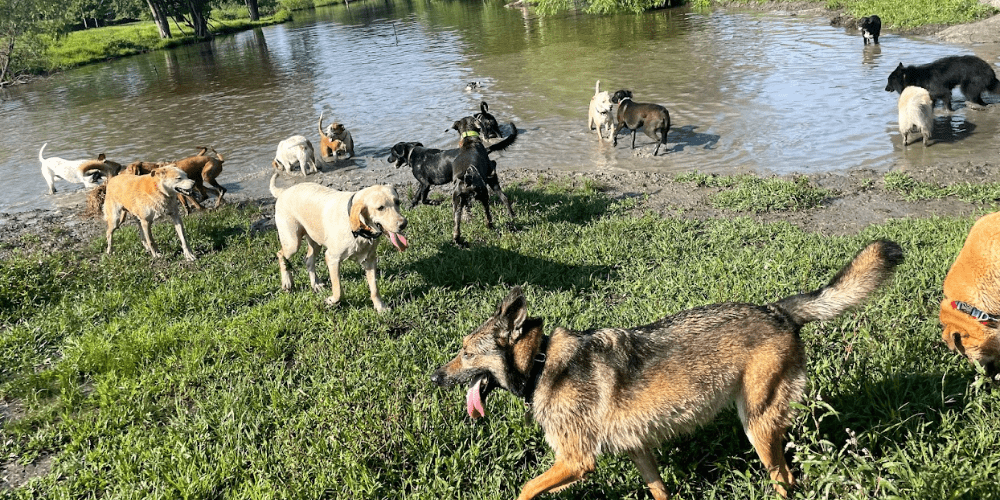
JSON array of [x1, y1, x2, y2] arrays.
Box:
[[702, 0, 997, 28], [1, 179, 998, 498]]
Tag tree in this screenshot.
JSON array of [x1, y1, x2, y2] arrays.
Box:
[[0, 0, 59, 86], [145, 0, 172, 38], [531, 0, 682, 15], [246, 0, 259, 21]]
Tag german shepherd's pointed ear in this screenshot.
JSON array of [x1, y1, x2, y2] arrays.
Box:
[[496, 287, 528, 341], [480, 101, 489, 113]]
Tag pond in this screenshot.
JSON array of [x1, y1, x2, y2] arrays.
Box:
[[1, 1, 999, 213]]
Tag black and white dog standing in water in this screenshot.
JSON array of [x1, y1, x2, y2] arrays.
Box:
[[858, 15, 881, 45], [885, 55, 1000, 111]]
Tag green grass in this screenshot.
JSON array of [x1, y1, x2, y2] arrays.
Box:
[[885, 171, 1000, 203], [674, 172, 834, 212], [695, 0, 997, 28], [1, 182, 998, 498]]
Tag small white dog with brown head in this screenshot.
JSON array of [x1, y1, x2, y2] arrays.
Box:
[[588, 80, 614, 142], [898, 86, 934, 147], [38, 143, 122, 194], [103, 166, 198, 261], [273, 135, 318, 175], [269, 173, 409, 312]]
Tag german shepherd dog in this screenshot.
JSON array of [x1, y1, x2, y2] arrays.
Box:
[[432, 240, 903, 499], [885, 55, 1000, 111]]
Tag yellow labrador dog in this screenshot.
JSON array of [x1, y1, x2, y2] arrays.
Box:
[[103, 166, 198, 261], [269, 173, 408, 312]]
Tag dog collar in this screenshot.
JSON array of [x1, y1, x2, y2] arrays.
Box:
[[461, 130, 480, 138], [522, 335, 550, 407], [951, 300, 999, 327]]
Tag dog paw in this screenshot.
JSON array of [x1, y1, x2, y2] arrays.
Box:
[[324, 296, 341, 307]]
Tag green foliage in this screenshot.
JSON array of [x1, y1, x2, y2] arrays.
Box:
[[825, 0, 997, 28], [675, 172, 833, 212], [884, 172, 1000, 204], [0, 183, 997, 497]]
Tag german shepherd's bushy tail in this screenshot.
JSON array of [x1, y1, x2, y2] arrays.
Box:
[[486, 122, 518, 153], [774, 240, 903, 326]]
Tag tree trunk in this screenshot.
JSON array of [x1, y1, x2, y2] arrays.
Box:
[[146, 0, 172, 38], [245, 0, 259, 21], [0, 36, 14, 87], [186, 0, 210, 39]]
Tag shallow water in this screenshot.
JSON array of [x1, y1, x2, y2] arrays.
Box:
[[1, 2, 999, 213]]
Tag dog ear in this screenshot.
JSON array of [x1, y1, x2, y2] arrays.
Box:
[[496, 287, 528, 340], [97, 153, 107, 161], [451, 120, 462, 132], [349, 194, 375, 235], [480, 101, 489, 113]]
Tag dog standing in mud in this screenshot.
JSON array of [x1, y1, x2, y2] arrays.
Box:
[[898, 86, 933, 147], [433, 241, 903, 499], [609, 89, 671, 156], [38, 143, 123, 194], [587, 80, 614, 142], [885, 55, 1000, 111]]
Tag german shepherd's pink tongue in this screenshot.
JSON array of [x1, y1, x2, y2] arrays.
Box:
[[387, 232, 408, 251], [467, 377, 486, 419]]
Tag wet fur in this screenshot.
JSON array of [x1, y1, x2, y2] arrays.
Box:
[[273, 135, 318, 176], [885, 55, 1000, 111], [38, 143, 123, 194], [940, 211, 1000, 382], [103, 166, 198, 261], [898, 86, 933, 147], [169, 147, 227, 209], [587, 80, 613, 142], [451, 101, 503, 140], [609, 90, 671, 156], [318, 111, 354, 160], [433, 241, 903, 500], [859, 15, 880, 45]]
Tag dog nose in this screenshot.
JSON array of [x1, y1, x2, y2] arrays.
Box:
[[399, 218, 408, 231], [430, 371, 443, 386]]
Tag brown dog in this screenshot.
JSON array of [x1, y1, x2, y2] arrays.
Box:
[[433, 241, 902, 499], [103, 166, 198, 261], [609, 89, 671, 156], [318, 111, 354, 160], [940, 211, 1000, 382], [171, 147, 226, 209]]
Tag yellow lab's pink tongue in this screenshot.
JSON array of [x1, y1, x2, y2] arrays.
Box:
[[388, 232, 409, 251], [466, 377, 486, 419]]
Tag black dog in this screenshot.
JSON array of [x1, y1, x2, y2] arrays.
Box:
[[609, 90, 671, 156], [859, 15, 881, 45], [388, 124, 518, 245], [885, 55, 1000, 111], [448, 125, 518, 246], [451, 101, 503, 140]]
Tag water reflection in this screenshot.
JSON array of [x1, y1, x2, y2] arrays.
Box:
[[1, 0, 999, 212]]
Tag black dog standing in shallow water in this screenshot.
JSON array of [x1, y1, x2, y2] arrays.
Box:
[[885, 55, 1000, 111], [859, 15, 881, 45], [609, 90, 671, 156]]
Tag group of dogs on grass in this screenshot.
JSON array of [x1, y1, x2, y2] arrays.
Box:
[[36, 21, 1000, 499]]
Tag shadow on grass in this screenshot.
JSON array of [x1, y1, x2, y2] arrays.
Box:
[[404, 243, 617, 292]]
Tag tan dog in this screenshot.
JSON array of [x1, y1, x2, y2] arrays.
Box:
[[273, 135, 318, 176], [103, 166, 198, 261], [269, 173, 408, 312], [940, 211, 1000, 382], [898, 86, 933, 147], [38, 143, 122, 194], [170, 147, 226, 209], [587, 80, 613, 142], [318, 111, 354, 159]]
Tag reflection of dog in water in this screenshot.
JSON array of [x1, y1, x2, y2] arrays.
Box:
[[898, 86, 933, 147], [885, 55, 1000, 111], [858, 15, 881, 45], [432, 241, 903, 500]]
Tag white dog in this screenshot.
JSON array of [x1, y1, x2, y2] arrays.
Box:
[[38, 143, 121, 194], [898, 86, 933, 147], [269, 173, 409, 312], [272, 135, 318, 175], [588, 80, 614, 142]]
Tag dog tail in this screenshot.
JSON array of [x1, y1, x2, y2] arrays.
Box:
[[269, 172, 284, 198], [595, 80, 601, 94], [39, 143, 47, 162], [772, 240, 902, 326], [318, 111, 326, 138], [487, 123, 518, 153]]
